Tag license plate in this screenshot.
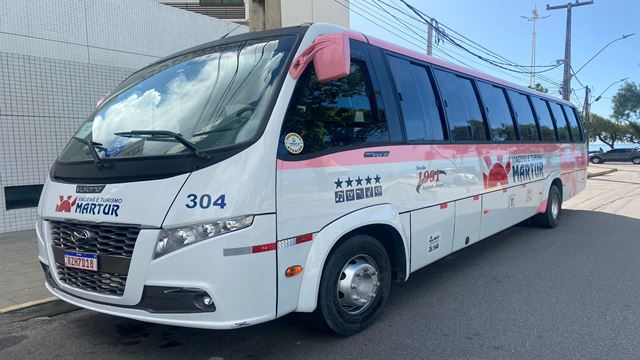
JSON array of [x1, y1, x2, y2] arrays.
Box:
[[64, 251, 98, 271]]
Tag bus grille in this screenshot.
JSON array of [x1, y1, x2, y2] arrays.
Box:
[[50, 221, 140, 257], [56, 266, 127, 296]]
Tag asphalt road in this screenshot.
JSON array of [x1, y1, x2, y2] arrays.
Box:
[[2, 165, 639, 360]]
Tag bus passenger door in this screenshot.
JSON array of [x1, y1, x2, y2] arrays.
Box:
[[452, 196, 482, 252], [410, 203, 455, 272]]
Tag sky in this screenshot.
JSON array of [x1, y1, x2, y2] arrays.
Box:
[[349, 0, 639, 119]]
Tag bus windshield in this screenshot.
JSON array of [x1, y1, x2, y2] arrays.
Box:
[[59, 35, 295, 162]]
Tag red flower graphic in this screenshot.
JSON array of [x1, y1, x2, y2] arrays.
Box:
[[483, 155, 511, 189], [55, 195, 77, 212]]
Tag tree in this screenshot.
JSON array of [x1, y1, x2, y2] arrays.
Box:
[[528, 83, 549, 93], [589, 114, 628, 149], [612, 82, 640, 144]]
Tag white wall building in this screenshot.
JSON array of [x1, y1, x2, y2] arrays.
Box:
[[0, 0, 247, 233], [157, 0, 350, 28]]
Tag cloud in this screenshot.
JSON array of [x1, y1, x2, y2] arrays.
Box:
[[90, 40, 286, 155]]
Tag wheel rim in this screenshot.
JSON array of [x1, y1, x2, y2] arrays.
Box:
[[633, 159, 640, 164], [551, 193, 560, 219], [336, 254, 380, 315], [593, 158, 600, 163]]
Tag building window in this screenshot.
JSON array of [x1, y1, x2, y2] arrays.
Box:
[[5, 185, 44, 210]]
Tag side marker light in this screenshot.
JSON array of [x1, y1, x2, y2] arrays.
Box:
[[285, 265, 304, 278]]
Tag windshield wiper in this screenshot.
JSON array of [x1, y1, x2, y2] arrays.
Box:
[[72, 137, 104, 169], [114, 130, 209, 159]]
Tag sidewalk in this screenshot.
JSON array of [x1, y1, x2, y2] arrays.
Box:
[[0, 230, 52, 311]]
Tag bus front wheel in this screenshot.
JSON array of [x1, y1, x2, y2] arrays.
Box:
[[532, 185, 562, 228], [316, 234, 391, 336]]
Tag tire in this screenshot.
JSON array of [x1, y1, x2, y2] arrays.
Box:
[[590, 156, 603, 164], [632, 157, 640, 165], [316, 234, 391, 336], [532, 185, 562, 228]]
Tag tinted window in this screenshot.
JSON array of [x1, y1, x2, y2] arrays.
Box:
[[508, 91, 539, 142], [280, 61, 389, 156], [386, 56, 444, 142], [549, 102, 571, 142], [530, 97, 557, 142], [5, 185, 43, 210], [562, 105, 583, 142], [434, 70, 486, 141], [476, 82, 516, 141]]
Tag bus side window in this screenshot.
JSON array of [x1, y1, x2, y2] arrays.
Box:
[[385, 56, 445, 142], [530, 97, 558, 142], [562, 105, 584, 142], [433, 69, 487, 142], [476, 82, 517, 142], [549, 102, 571, 142], [507, 90, 540, 142], [279, 61, 390, 156]]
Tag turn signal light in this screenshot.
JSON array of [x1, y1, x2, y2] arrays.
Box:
[[285, 265, 304, 278]]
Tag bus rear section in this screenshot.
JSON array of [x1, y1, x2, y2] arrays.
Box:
[[275, 29, 585, 334], [37, 23, 586, 335]]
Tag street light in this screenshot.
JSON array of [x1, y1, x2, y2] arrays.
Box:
[[583, 77, 628, 149], [572, 33, 636, 78], [594, 77, 629, 102]]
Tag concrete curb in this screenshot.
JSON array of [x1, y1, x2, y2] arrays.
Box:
[[587, 168, 617, 178], [0, 296, 57, 314], [0, 297, 78, 326]]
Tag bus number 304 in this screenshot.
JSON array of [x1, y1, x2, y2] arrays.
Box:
[[185, 193, 227, 209]]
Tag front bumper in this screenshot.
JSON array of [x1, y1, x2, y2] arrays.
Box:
[[38, 214, 278, 329]]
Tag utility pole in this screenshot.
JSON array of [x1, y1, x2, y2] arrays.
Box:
[[426, 19, 439, 56], [546, 1, 594, 101], [427, 21, 433, 56], [521, 6, 550, 88], [583, 85, 591, 146], [249, 0, 281, 32]]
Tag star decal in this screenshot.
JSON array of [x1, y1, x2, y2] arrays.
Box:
[[374, 174, 382, 184], [355, 176, 363, 186], [345, 177, 354, 187], [334, 178, 343, 189], [365, 175, 372, 185]]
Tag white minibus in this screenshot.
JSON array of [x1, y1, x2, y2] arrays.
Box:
[[37, 23, 587, 335]]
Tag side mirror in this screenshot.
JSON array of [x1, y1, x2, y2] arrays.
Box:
[[289, 32, 350, 83]]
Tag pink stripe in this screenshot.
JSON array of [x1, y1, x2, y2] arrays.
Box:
[[278, 144, 584, 170], [538, 199, 548, 213]]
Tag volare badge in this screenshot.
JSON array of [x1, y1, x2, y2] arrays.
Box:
[[284, 133, 304, 154]]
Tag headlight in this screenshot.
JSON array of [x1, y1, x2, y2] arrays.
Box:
[[154, 215, 254, 258]]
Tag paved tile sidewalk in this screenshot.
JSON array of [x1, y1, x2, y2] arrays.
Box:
[[0, 230, 50, 309]]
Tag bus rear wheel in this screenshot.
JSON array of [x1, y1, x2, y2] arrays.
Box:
[[532, 185, 562, 228], [317, 234, 391, 336]]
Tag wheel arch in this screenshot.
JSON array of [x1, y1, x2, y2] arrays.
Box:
[[296, 204, 410, 312], [538, 172, 563, 213]]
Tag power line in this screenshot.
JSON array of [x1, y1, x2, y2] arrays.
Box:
[[356, 0, 560, 86], [343, 0, 563, 89], [395, 0, 561, 71], [385, 0, 563, 88], [335, 0, 427, 50]]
